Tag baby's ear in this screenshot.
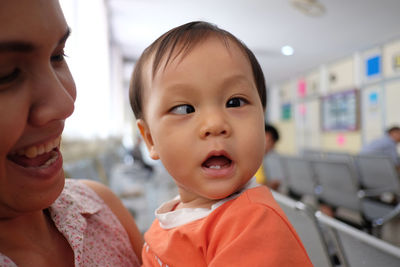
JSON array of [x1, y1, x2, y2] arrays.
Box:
[[136, 119, 160, 160]]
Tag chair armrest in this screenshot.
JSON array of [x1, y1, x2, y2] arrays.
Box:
[[372, 203, 400, 226]]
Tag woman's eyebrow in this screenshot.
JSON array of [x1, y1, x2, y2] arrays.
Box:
[[0, 41, 34, 53], [0, 27, 71, 53], [59, 27, 71, 45]]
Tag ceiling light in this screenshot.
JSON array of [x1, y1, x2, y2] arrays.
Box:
[[291, 0, 326, 17], [281, 45, 294, 56]]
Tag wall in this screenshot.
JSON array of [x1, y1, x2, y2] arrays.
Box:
[[270, 37, 400, 155]]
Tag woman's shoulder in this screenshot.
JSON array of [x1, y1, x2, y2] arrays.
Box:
[[53, 179, 104, 213], [62, 179, 126, 209], [75, 179, 144, 263]]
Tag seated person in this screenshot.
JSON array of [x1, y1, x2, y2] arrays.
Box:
[[361, 126, 400, 171], [255, 123, 281, 190]]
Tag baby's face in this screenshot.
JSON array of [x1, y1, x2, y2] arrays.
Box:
[[138, 37, 265, 208]]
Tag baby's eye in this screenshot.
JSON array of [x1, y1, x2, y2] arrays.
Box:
[[170, 104, 195, 115], [226, 97, 247, 108]]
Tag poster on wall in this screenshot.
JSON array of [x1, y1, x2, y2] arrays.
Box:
[[362, 87, 383, 143], [366, 55, 381, 77], [297, 79, 306, 98], [367, 91, 379, 115], [394, 54, 400, 71], [321, 89, 359, 131], [281, 103, 292, 121]]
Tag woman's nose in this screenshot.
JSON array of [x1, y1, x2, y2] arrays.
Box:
[[199, 111, 231, 139], [28, 65, 76, 126]]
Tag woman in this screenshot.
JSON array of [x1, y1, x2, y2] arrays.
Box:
[[0, 0, 143, 266]]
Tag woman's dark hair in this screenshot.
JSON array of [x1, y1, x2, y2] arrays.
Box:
[[129, 21, 267, 119]]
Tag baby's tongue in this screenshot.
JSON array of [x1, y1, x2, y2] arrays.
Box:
[[204, 156, 230, 168], [8, 152, 52, 168]]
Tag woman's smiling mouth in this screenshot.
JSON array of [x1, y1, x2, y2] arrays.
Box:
[[7, 136, 61, 168]]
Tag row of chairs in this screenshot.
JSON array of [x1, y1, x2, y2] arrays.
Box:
[[63, 145, 129, 185], [264, 152, 400, 233], [273, 191, 400, 267]]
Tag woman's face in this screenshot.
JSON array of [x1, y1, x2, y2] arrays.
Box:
[[0, 0, 76, 217]]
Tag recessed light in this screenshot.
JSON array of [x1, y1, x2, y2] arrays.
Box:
[[281, 45, 294, 56], [291, 0, 326, 17]]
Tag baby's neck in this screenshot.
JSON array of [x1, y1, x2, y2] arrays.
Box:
[[174, 198, 220, 210], [175, 178, 255, 210]]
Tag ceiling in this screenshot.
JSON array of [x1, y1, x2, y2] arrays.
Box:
[[108, 0, 400, 84]]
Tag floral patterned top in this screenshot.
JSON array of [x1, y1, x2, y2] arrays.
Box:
[[0, 179, 140, 267]]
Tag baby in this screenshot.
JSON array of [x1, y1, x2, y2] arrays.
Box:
[[129, 21, 312, 267]]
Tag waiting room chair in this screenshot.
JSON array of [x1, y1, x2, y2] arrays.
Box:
[[300, 148, 324, 159], [311, 158, 397, 234], [311, 159, 361, 213], [355, 154, 400, 195], [316, 211, 400, 267], [281, 156, 319, 200], [355, 154, 400, 227], [272, 191, 334, 267], [323, 151, 352, 161]]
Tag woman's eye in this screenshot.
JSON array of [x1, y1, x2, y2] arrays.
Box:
[[226, 97, 247, 108], [170, 104, 195, 115], [51, 52, 66, 62], [0, 69, 20, 85]]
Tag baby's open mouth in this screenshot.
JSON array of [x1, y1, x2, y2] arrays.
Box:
[[7, 137, 61, 168], [202, 155, 232, 170]]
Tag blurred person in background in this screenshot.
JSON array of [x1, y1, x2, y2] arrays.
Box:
[[255, 123, 281, 190], [361, 126, 400, 171]]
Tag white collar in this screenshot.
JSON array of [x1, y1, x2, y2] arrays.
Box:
[[155, 178, 259, 229]]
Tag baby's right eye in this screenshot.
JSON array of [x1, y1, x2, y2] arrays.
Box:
[[170, 104, 195, 115]]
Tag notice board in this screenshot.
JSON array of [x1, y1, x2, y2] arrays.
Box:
[[321, 89, 359, 131]]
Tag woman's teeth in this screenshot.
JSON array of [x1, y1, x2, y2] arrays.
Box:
[[39, 151, 59, 169], [15, 136, 61, 159]]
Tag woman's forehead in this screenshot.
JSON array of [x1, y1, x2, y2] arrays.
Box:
[[0, 0, 67, 44]]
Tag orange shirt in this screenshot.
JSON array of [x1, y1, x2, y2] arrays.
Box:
[[142, 185, 312, 267]]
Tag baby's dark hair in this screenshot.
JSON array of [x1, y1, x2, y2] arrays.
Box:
[[129, 21, 267, 119]]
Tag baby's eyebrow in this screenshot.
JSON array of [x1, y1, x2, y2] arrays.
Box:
[[220, 74, 254, 87]]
